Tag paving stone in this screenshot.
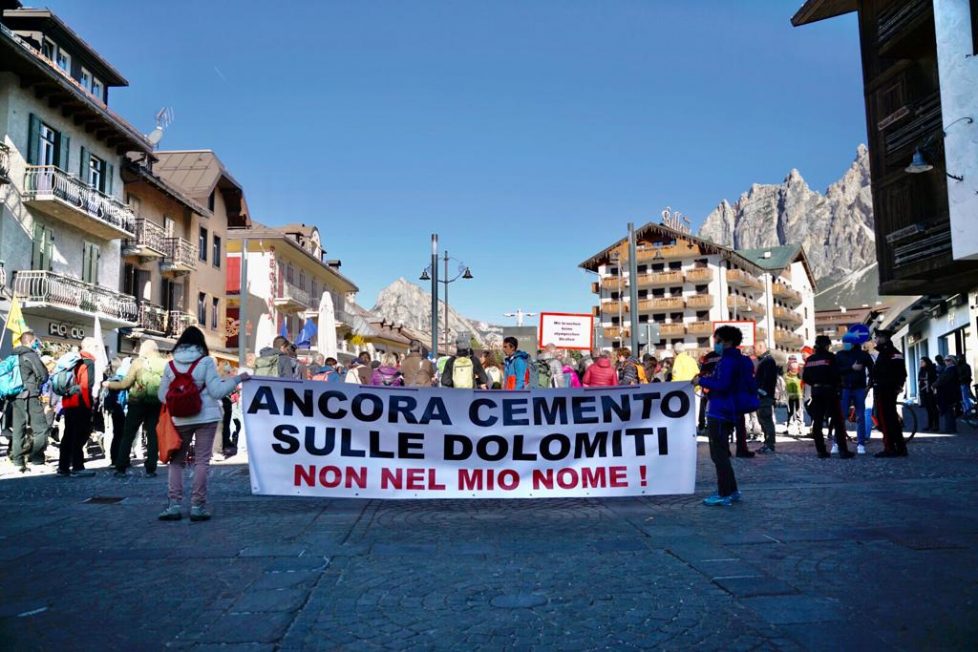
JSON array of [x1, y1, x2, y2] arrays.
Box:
[[262, 556, 329, 573], [741, 595, 846, 625], [719, 532, 779, 545], [778, 622, 891, 650], [196, 612, 294, 644], [712, 575, 799, 597], [238, 545, 307, 558], [249, 571, 321, 591], [370, 543, 438, 555], [230, 589, 307, 613]]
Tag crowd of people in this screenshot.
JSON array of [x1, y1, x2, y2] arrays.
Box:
[[2, 320, 975, 516]]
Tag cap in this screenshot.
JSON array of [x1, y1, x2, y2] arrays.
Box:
[[455, 332, 471, 348]]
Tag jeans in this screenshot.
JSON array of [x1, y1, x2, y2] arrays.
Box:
[[840, 387, 868, 445], [117, 400, 161, 473], [707, 417, 738, 497], [961, 385, 974, 414], [168, 421, 218, 507], [10, 396, 49, 467]]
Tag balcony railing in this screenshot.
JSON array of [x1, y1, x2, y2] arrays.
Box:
[[137, 302, 168, 334], [687, 321, 714, 336], [726, 268, 763, 291], [638, 271, 684, 288], [13, 270, 137, 325], [659, 323, 686, 337], [685, 268, 713, 284], [0, 143, 10, 184], [771, 282, 803, 306], [773, 306, 803, 326], [602, 300, 628, 314], [774, 330, 805, 349], [274, 282, 311, 312], [604, 327, 629, 340], [23, 166, 135, 239], [727, 294, 765, 317], [601, 276, 623, 290], [686, 295, 714, 310], [168, 311, 196, 339], [640, 297, 685, 313], [627, 244, 697, 263], [123, 218, 167, 258], [162, 237, 197, 273]]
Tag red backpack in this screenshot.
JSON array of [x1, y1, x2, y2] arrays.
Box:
[[165, 358, 203, 418]]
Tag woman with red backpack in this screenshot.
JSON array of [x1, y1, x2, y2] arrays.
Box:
[[157, 327, 250, 522]]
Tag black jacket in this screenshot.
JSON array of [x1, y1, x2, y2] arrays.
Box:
[[802, 349, 840, 388], [12, 345, 48, 398], [441, 354, 488, 388], [871, 343, 907, 392], [755, 353, 778, 397], [836, 349, 874, 389]]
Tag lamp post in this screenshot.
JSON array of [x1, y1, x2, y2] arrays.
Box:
[[420, 236, 473, 355]]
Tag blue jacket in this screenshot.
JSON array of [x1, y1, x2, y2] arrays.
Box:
[[504, 350, 530, 390], [699, 347, 755, 423]]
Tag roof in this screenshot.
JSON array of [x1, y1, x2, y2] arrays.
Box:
[[2, 8, 128, 85], [228, 223, 359, 293], [791, 0, 857, 26], [579, 222, 764, 276], [153, 150, 243, 200], [277, 223, 317, 238], [122, 162, 210, 216], [735, 244, 818, 290]]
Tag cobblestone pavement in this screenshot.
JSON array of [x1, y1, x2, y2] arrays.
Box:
[[1, 428, 977, 651]]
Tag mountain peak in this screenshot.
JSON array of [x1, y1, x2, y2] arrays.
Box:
[[698, 147, 875, 280]]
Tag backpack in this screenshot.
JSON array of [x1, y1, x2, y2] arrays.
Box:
[[165, 358, 204, 418], [735, 358, 760, 414], [634, 361, 648, 384], [451, 356, 475, 389], [0, 355, 24, 398], [379, 369, 401, 387], [312, 368, 339, 383], [51, 352, 83, 397], [132, 357, 165, 401], [536, 359, 554, 388], [254, 353, 281, 378]]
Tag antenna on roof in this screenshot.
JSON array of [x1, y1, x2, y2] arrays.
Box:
[[146, 107, 174, 148]]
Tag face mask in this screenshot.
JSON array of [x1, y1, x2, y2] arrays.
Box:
[[843, 343, 853, 351], [714, 343, 725, 355]]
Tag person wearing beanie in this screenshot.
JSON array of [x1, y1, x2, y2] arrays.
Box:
[[802, 335, 854, 459]]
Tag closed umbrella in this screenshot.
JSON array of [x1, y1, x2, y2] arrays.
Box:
[[317, 291, 338, 358], [255, 313, 275, 355]]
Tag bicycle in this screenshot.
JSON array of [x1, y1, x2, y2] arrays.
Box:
[[869, 399, 918, 442]]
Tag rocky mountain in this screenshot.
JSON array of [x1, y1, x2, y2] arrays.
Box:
[[371, 278, 504, 349], [699, 145, 876, 281], [813, 262, 881, 311]]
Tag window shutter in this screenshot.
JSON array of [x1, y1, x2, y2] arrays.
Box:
[[79, 146, 87, 180], [46, 229, 55, 271], [27, 113, 40, 165], [105, 161, 114, 195], [59, 133, 70, 172]]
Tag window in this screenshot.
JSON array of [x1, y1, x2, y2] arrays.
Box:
[[211, 297, 219, 329], [198, 227, 208, 262], [286, 263, 295, 285], [298, 270, 306, 291], [197, 293, 207, 325], [56, 48, 70, 73], [126, 194, 141, 217], [212, 235, 221, 268], [42, 38, 55, 60], [32, 223, 54, 271], [80, 67, 91, 90], [39, 124, 57, 166], [82, 241, 100, 284], [310, 279, 319, 301], [87, 154, 103, 190], [90, 77, 103, 99]]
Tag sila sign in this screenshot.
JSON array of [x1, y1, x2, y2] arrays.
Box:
[[538, 312, 594, 351]]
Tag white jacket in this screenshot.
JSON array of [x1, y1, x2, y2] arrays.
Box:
[[158, 345, 239, 426]]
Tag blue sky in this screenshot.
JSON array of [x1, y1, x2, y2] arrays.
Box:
[[54, 0, 864, 324]]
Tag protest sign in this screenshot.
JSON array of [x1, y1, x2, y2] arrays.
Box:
[[538, 312, 594, 351], [242, 381, 696, 499]]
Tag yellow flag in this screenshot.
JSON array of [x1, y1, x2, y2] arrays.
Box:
[[5, 296, 28, 344]]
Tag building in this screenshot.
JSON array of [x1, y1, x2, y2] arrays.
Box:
[[226, 223, 358, 362], [580, 223, 817, 357], [814, 304, 887, 347], [0, 4, 151, 354], [148, 150, 252, 365], [118, 158, 209, 354], [792, 0, 978, 372]]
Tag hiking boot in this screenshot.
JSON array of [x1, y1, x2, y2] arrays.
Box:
[[158, 504, 182, 521], [703, 494, 733, 507], [729, 490, 742, 503], [831, 443, 839, 455], [190, 506, 211, 522], [857, 445, 866, 455]]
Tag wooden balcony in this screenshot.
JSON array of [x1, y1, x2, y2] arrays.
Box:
[[726, 269, 763, 291], [23, 165, 135, 240], [685, 268, 713, 284], [686, 294, 714, 310], [625, 243, 697, 263], [773, 305, 804, 327], [659, 323, 685, 337], [727, 294, 765, 317], [687, 321, 714, 336], [637, 270, 684, 288], [604, 327, 629, 340], [601, 276, 623, 290], [774, 329, 805, 349], [757, 327, 768, 342], [602, 300, 627, 314], [639, 297, 685, 313], [771, 281, 803, 306]]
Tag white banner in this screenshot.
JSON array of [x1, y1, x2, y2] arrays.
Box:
[[242, 381, 696, 499]]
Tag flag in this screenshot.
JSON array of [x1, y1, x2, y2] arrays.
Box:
[[4, 296, 28, 345], [93, 314, 109, 384], [295, 319, 317, 348], [279, 319, 289, 339]]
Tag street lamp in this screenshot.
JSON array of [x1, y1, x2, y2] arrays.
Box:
[[420, 234, 473, 355]]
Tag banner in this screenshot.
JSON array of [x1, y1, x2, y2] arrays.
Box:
[[242, 381, 696, 499]]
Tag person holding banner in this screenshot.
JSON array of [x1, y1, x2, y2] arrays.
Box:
[[694, 326, 754, 506], [157, 327, 251, 522]]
